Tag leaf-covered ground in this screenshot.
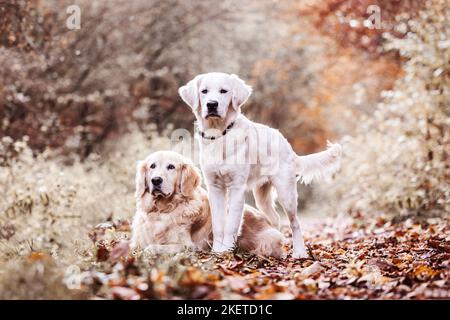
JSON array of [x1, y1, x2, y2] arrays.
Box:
[[83, 216, 449, 300]]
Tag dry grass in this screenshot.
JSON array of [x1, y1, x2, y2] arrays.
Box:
[[0, 126, 174, 298]]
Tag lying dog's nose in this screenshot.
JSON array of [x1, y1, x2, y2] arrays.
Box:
[[207, 101, 218, 111], [151, 177, 163, 186]]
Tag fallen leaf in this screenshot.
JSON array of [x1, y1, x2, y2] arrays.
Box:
[[301, 261, 323, 276], [96, 245, 110, 262], [111, 287, 140, 300]]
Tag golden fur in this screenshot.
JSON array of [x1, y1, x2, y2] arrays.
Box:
[[131, 151, 284, 257]]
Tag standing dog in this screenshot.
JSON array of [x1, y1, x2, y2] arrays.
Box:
[[179, 72, 341, 258]]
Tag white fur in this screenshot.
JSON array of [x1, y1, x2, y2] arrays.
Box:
[[179, 72, 342, 258]]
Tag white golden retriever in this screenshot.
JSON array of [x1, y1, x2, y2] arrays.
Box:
[[179, 72, 341, 258], [128, 150, 284, 257]]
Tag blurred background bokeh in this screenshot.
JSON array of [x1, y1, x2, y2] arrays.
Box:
[[2, 0, 420, 155], [0, 0, 448, 298]]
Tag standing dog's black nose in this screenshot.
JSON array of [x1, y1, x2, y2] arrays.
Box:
[[207, 101, 218, 112], [151, 177, 163, 186]]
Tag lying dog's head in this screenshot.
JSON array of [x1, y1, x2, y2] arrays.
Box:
[[178, 72, 252, 123], [135, 151, 201, 211]]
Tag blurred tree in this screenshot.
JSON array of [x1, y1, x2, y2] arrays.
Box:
[[0, 0, 258, 156], [1, 0, 443, 165], [297, 0, 425, 55], [245, 0, 427, 153], [328, 0, 449, 217], [0, 0, 52, 51]]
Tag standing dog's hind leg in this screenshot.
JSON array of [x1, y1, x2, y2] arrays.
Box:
[[275, 182, 308, 259]]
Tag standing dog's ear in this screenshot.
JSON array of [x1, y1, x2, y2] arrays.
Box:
[[230, 74, 252, 111], [178, 74, 203, 111], [179, 163, 201, 198], [135, 160, 148, 198]]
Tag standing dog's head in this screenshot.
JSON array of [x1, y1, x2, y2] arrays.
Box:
[[178, 72, 252, 126], [135, 151, 201, 212]]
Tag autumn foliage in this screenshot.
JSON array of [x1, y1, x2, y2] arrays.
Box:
[[0, 0, 448, 300], [328, 0, 449, 217]]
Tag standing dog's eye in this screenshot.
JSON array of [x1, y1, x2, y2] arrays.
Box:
[[220, 89, 228, 94], [150, 163, 156, 169], [201, 89, 208, 94], [167, 164, 175, 170]]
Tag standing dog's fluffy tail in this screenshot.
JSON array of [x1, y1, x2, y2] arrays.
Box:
[[296, 141, 342, 185]]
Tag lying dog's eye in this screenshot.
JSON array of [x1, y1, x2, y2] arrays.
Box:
[[220, 89, 228, 94], [201, 89, 208, 94], [167, 164, 175, 170], [150, 163, 156, 169]]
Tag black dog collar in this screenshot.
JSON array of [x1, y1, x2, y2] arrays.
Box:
[[199, 122, 235, 140]]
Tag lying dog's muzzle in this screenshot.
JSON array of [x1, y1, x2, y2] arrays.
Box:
[[151, 187, 168, 197]]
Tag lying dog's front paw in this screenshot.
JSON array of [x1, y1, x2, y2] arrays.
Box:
[[110, 240, 130, 261], [144, 244, 186, 255]]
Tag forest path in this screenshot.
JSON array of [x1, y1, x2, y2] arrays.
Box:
[[88, 216, 449, 299]]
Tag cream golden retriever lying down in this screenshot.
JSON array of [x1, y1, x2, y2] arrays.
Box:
[[129, 150, 284, 257]]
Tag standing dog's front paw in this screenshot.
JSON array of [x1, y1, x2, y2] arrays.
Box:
[[212, 241, 224, 252], [212, 241, 235, 253], [220, 238, 237, 253], [292, 248, 309, 259]]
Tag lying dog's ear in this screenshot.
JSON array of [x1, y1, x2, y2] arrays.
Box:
[[178, 75, 203, 111], [179, 163, 201, 198], [135, 160, 148, 198], [230, 74, 252, 111]]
